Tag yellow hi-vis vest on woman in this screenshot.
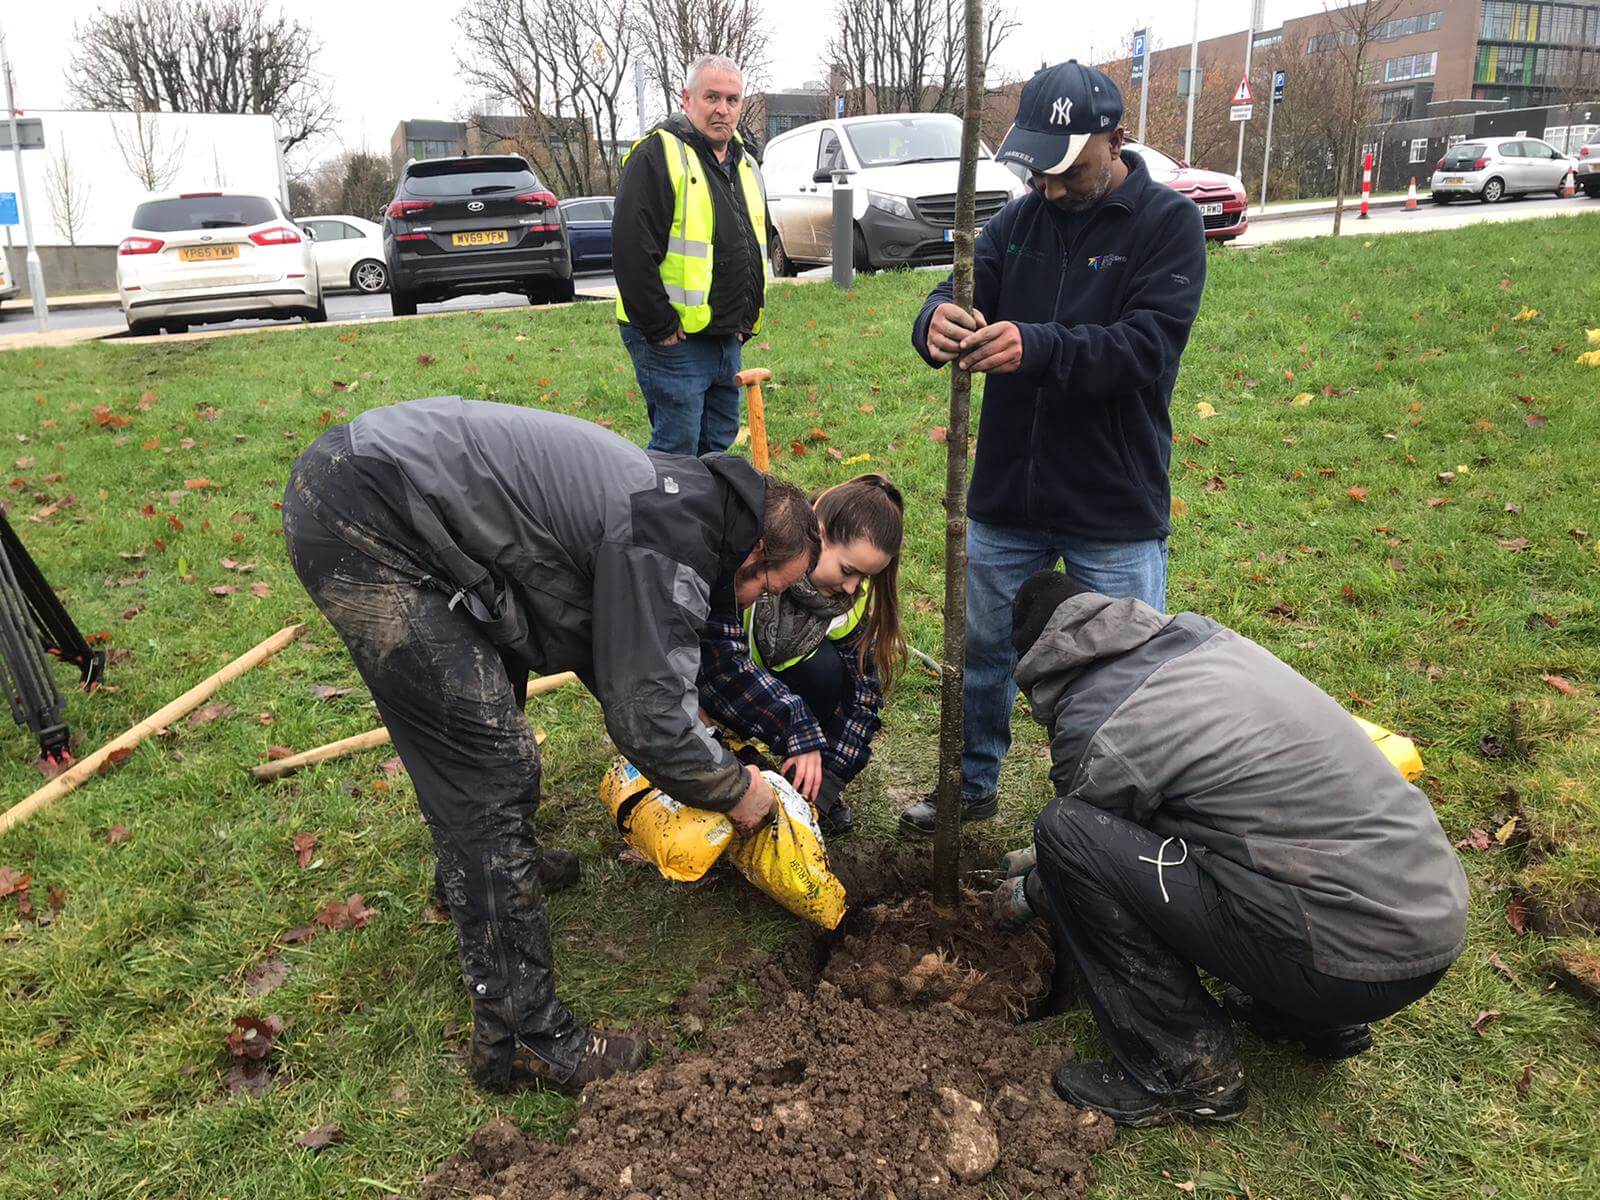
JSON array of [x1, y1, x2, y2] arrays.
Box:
[[615, 128, 769, 335], [745, 583, 870, 673]]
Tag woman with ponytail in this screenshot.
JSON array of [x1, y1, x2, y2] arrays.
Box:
[[698, 474, 907, 836]]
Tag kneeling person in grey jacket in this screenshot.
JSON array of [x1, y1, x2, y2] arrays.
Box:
[[1006, 570, 1467, 1127]]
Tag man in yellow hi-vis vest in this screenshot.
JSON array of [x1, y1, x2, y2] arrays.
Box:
[[613, 54, 770, 456]]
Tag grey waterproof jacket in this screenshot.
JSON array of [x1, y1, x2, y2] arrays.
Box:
[[1015, 593, 1468, 983], [293, 397, 759, 811]]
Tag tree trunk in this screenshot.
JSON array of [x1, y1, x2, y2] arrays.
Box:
[[932, 0, 985, 910]]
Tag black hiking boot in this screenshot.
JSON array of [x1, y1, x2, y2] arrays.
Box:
[[818, 798, 856, 840], [898, 789, 998, 836], [470, 1023, 650, 1095], [1219, 985, 1373, 1060], [1052, 1059, 1247, 1128]]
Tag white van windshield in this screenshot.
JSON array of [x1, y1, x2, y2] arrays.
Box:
[[844, 118, 963, 167]]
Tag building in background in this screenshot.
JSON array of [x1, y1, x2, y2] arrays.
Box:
[[388, 119, 468, 176], [744, 87, 830, 153]]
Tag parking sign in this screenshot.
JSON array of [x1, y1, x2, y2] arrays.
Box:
[[1273, 70, 1287, 103], [0, 192, 17, 226], [1130, 29, 1149, 84]]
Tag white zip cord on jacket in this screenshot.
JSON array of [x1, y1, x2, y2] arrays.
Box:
[[1138, 836, 1189, 904]]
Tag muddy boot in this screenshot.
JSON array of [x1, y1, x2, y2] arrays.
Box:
[[1000, 845, 1037, 878], [991, 875, 1035, 930], [898, 788, 998, 836], [1052, 1058, 1247, 1128], [470, 1013, 650, 1095], [1219, 984, 1373, 1060], [815, 771, 855, 841]]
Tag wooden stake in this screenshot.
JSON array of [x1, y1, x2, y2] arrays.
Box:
[[734, 368, 772, 470], [249, 670, 578, 782], [0, 624, 305, 838]]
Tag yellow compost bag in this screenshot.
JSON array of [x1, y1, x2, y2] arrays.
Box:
[[727, 769, 848, 930], [1351, 715, 1425, 782], [598, 757, 734, 882]]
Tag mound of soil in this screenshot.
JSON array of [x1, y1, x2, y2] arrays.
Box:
[[418, 895, 1111, 1200]]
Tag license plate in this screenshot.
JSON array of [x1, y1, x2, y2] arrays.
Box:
[[1198, 202, 1224, 216], [943, 228, 954, 243], [1445, 176, 1465, 184], [179, 244, 240, 262], [451, 230, 510, 247]]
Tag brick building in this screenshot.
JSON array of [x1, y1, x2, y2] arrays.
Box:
[[1098, 2, 1600, 125]]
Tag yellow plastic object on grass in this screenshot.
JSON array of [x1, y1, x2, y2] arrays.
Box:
[[1351, 715, 1424, 782], [599, 757, 734, 882], [727, 770, 848, 930]]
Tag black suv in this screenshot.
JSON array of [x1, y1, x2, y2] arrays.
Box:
[[383, 155, 575, 316]]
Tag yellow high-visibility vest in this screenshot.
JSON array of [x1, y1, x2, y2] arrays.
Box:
[[616, 128, 769, 334], [746, 583, 870, 673]]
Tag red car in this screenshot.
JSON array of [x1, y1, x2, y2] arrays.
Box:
[[1128, 142, 1249, 241]]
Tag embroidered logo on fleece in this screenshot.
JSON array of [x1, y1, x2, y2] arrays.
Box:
[[1086, 254, 1128, 272]]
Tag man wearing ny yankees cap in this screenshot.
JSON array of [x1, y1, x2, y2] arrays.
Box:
[[899, 60, 1209, 838]]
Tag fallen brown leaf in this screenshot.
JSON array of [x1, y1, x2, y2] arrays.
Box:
[[928, 426, 947, 444], [249, 582, 272, 598], [243, 955, 289, 997], [1456, 828, 1493, 852], [209, 585, 240, 596], [279, 925, 318, 946], [187, 702, 235, 729], [294, 1123, 344, 1151], [1516, 1062, 1533, 1100], [1346, 486, 1367, 503], [225, 1014, 284, 1061], [1471, 1008, 1502, 1034], [308, 684, 353, 702], [105, 824, 131, 845], [1497, 537, 1532, 552], [292, 832, 317, 868], [1506, 896, 1529, 935], [315, 893, 377, 931], [378, 756, 404, 779], [183, 478, 218, 490], [1203, 475, 1227, 493], [1487, 950, 1522, 988], [1541, 674, 1578, 697], [1524, 412, 1548, 428]]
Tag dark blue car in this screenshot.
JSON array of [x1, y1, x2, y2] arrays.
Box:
[[559, 196, 613, 272]]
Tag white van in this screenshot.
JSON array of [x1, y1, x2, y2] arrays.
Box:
[[760, 112, 1027, 274]]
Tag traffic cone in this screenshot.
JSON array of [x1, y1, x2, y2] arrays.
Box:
[[1562, 169, 1576, 198], [1406, 178, 1419, 210]]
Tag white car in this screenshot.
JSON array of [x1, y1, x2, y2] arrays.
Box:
[[116, 191, 326, 336], [299, 214, 388, 293], [0, 252, 17, 317], [760, 113, 1027, 275], [1429, 136, 1573, 204]]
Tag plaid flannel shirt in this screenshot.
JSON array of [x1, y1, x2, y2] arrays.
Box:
[[697, 616, 884, 784]]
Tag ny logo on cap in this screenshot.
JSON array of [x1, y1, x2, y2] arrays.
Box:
[[1050, 96, 1073, 127]]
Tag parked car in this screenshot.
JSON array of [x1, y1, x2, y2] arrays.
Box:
[[1430, 136, 1572, 204], [760, 113, 1027, 275], [1576, 134, 1600, 198], [1126, 142, 1248, 241], [116, 192, 326, 337], [0, 252, 17, 318], [300, 214, 388, 293], [559, 196, 613, 271], [382, 155, 574, 316]]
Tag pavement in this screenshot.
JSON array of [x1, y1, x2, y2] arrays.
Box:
[[2, 193, 1596, 352]]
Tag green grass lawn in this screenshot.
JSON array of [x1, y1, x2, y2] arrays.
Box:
[[3, 215, 1599, 1199]]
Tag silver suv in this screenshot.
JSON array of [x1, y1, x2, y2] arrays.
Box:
[[1430, 136, 1573, 204]]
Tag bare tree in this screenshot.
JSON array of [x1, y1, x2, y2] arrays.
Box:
[[288, 149, 396, 219], [458, 0, 635, 197], [68, 0, 334, 155], [45, 148, 92, 245], [1323, 0, 1403, 236], [631, 0, 772, 115], [827, 0, 1016, 115], [110, 110, 187, 192]]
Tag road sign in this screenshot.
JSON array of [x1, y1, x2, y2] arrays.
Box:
[[1272, 70, 1286, 103], [0, 117, 44, 151], [0, 192, 16, 226], [1231, 104, 1254, 122], [1232, 76, 1253, 105], [1131, 29, 1148, 84], [836, 96, 845, 118]]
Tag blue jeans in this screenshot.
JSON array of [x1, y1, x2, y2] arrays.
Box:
[[619, 324, 742, 456], [961, 517, 1168, 799]]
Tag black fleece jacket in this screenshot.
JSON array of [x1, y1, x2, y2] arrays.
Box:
[[613, 113, 766, 342], [912, 152, 1207, 540]]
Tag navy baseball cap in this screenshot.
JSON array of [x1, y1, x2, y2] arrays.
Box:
[[996, 60, 1124, 175]]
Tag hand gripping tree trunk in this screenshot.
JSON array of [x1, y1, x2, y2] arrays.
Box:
[[932, 0, 985, 909]]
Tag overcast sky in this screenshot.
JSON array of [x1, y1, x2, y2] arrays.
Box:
[[2, 0, 1333, 163]]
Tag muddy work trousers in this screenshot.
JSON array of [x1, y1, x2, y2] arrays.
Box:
[[282, 478, 579, 1065], [1033, 796, 1445, 1095]]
